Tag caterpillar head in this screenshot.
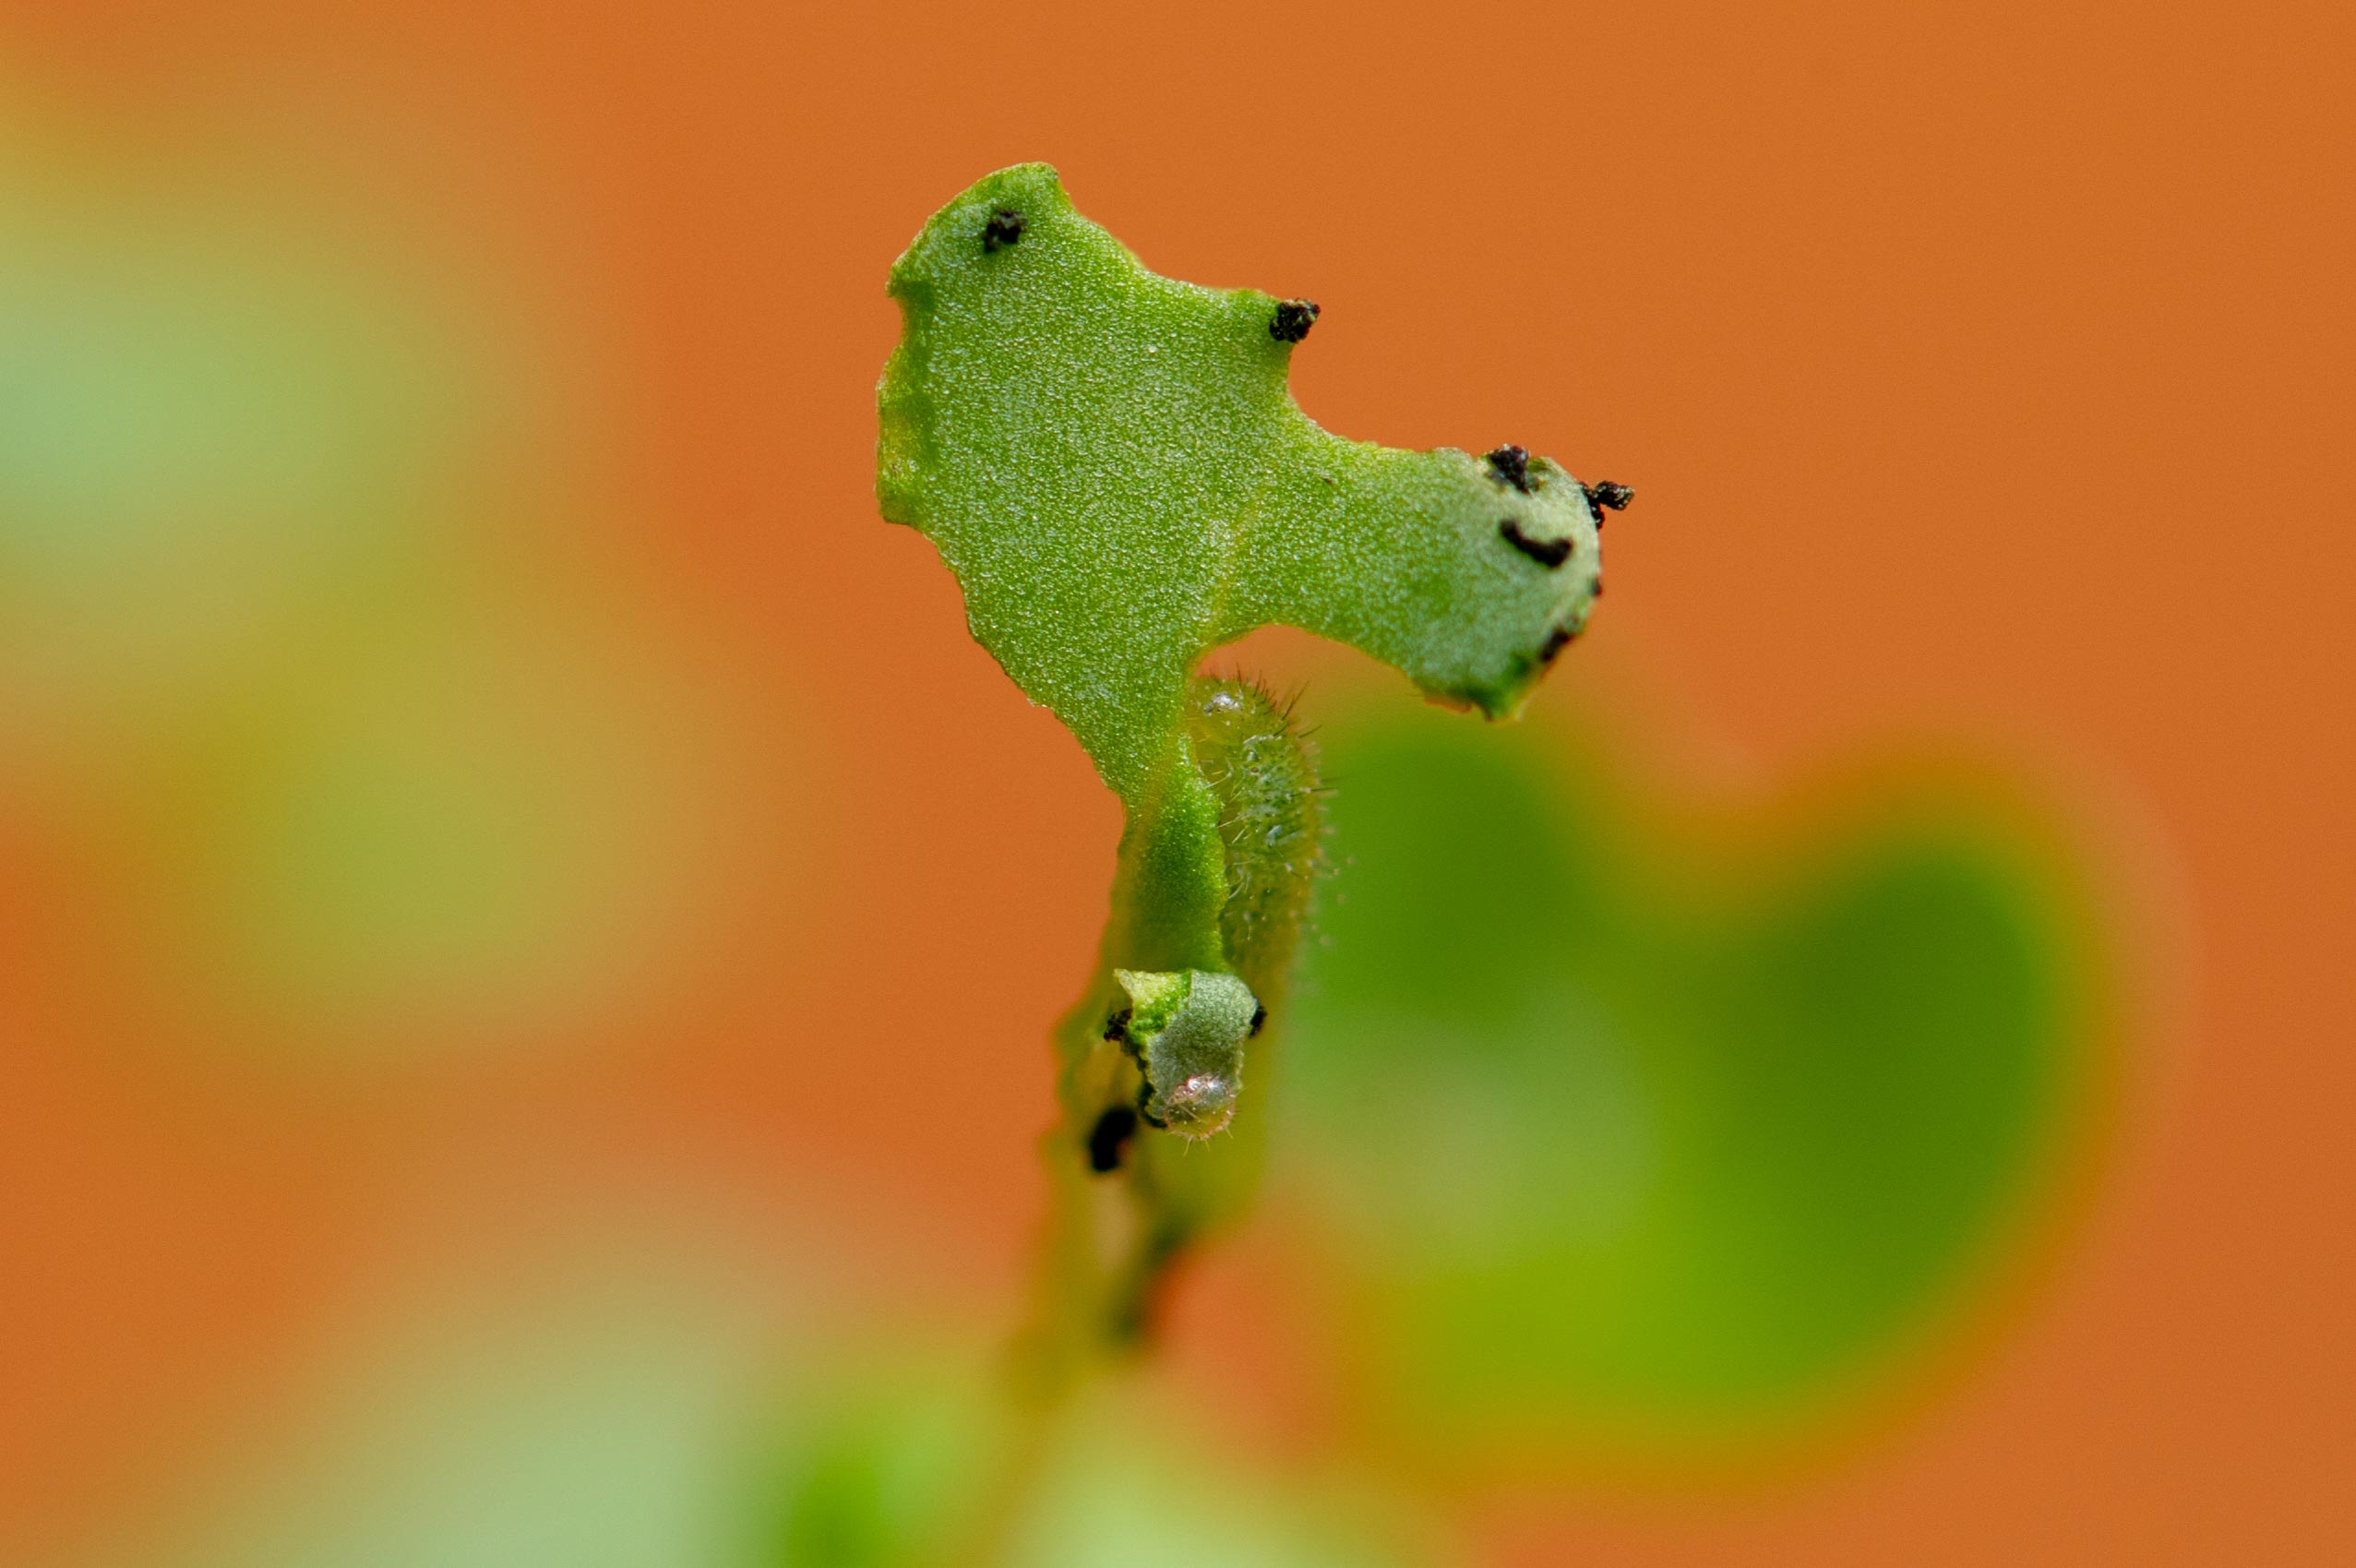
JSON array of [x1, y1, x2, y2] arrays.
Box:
[[1110, 968, 1259, 1139]]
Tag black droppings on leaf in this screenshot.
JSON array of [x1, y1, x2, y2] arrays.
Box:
[[1500, 518, 1573, 569], [1087, 1106, 1140, 1173], [1485, 445, 1533, 493], [1270, 299, 1321, 342], [1249, 1002, 1268, 1037], [1583, 480, 1633, 519], [982, 208, 1025, 252], [1538, 622, 1580, 668], [1102, 1006, 1132, 1044]]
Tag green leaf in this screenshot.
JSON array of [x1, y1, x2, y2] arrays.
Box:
[[1279, 701, 2114, 1462], [879, 163, 1605, 808]]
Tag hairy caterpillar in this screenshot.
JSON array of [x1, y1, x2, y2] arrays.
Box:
[[1187, 677, 1322, 998], [1097, 677, 1323, 1145]]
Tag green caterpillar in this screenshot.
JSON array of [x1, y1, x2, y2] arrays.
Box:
[[1100, 678, 1322, 1141], [1190, 678, 1322, 999]]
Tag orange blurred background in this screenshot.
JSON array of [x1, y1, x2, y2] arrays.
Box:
[[0, 0, 2349, 1562]]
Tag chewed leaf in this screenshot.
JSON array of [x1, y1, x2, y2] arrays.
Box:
[[879, 163, 1606, 802]]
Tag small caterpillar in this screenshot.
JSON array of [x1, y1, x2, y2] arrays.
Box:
[[1099, 678, 1323, 1140], [1186, 676, 1322, 999]]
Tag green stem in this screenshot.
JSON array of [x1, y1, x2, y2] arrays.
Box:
[[955, 676, 1322, 1565]]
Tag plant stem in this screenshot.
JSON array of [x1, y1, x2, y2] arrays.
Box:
[[957, 676, 1322, 1563]]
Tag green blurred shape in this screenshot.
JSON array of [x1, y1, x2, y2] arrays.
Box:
[[759, 1366, 982, 1568], [0, 151, 495, 715], [115, 1259, 774, 1568], [110, 1263, 1429, 1568], [1280, 702, 2111, 1460], [0, 122, 724, 1060], [191, 613, 708, 1051], [754, 1367, 1430, 1568]]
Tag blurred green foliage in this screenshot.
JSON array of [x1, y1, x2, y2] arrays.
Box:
[[126, 1280, 1431, 1568], [1280, 700, 2109, 1460], [0, 140, 490, 717], [126, 1266, 767, 1568], [752, 1367, 1426, 1568], [0, 122, 725, 1059]]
